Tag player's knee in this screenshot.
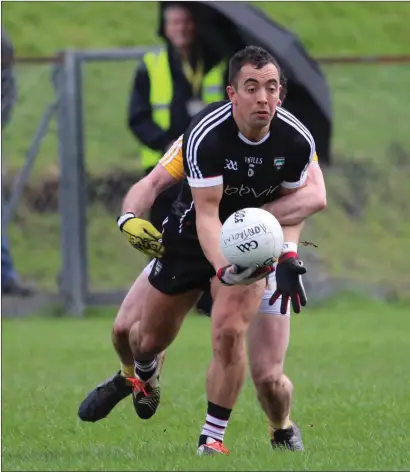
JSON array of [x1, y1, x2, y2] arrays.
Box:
[[113, 298, 141, 340], [138, 331, 168, 356], [252, 364, 291, 395], [213, 317, 247, 366], [112, 317, 131, 341]]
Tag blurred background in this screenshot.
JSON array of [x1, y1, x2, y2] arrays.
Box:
[[1, 1, 410, 313]]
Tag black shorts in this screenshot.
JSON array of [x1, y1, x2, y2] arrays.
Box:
[[148, 218, 214, 295]]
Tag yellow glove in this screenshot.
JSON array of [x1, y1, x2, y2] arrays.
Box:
[[117, 212, 165, 258]]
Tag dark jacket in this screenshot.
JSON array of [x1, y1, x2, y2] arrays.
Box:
[[128, 43, 228, 154]]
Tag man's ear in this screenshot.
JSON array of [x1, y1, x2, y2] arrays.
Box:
[[226, 85, 237, 105], [277, 84, 284, 106]]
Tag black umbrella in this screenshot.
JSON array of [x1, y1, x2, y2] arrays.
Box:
[[158, 1, 333, 164]]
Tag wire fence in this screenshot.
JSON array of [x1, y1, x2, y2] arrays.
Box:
[[2, 48, 410, 314]]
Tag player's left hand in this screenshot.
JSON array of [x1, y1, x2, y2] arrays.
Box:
[[117, 212, 164, 258], [269, 252, 307, 314]]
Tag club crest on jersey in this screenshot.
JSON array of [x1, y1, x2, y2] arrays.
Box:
[[274, 157, 285, 170]]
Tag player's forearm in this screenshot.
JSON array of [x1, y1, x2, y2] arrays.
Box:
[[264, 188, 325, 226], [196, 216, 228, 271], [282, 221, 305, 247], [122, 179, 156, 216], [264, 166, 327, 226], [122, 167, 176, 216]]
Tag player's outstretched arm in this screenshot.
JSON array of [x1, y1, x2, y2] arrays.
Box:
[[116, 164, 177, 258], [263, 163, 326, 226]]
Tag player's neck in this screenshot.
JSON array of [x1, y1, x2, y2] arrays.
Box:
[[234, 113, 270, 143]]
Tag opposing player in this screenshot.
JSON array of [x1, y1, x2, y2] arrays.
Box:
[[78, 50, 326, 452]]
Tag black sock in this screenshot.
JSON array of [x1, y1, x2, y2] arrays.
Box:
[[199, 401, 232, 445], [134, 357, 158, 382]]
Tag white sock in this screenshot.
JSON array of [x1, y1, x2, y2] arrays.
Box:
[[201, 414, 228, 443]]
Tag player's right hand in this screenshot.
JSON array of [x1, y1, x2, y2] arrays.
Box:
[[116, 212, 164, 259], [217, 264, 273, 286]]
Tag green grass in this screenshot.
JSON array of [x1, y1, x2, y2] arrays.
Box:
[[2, 296, 410, 471]]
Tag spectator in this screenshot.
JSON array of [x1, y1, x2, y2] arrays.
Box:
[[128, 2, 228, 315], [1, 28, 34, 296]]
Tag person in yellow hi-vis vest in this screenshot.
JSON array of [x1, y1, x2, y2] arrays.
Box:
[[128, 3, 227, 315]]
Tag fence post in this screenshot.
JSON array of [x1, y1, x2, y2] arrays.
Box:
[[3, 101, 58, 229], [55, 50, 88, 316]]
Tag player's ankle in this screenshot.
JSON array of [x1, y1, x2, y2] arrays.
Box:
[[120, 363, 135, 385], [134, 357, 158, 382], [200, 401, 232, 443], [269, 416, 292, 431], [120, 363, 135, 378], [198, 434, 219, 447]]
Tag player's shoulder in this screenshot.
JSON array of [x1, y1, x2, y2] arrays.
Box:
[[273, 106, 315, 154], [184, 101, 232, 139], [183, 101, 232, 154], [192, 100, 232, 123]]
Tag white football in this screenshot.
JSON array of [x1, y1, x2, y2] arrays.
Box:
[[220, 208, 284, 268]]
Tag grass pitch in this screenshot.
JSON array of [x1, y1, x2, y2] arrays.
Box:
[[2, 295, 410, 471]]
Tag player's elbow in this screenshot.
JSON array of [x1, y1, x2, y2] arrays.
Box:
[[306, 164, 327, 213], [147, 168, 165, 193], [313, 191, 327, 213], [196, 211, 219, 232], [307, 190, 326, 217], [144, 166, 172, 196]]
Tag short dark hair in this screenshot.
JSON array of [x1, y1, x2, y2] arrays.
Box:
[[228, 46, 281, 87]]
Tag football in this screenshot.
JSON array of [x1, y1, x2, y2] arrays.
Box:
[[220, 207, 284, 268]]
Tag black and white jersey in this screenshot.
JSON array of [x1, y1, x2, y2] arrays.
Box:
[[168, 100, 315, 239]]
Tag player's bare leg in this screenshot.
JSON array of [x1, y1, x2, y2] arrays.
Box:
[[112, 273, 152, 367], [112, 271, 168, 393], [197, 278, 265, 456], [247, 309, 304, 451], [78, 271, 164, 422], [248, 314, 291, 426], [128, 283, 201, 419]]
